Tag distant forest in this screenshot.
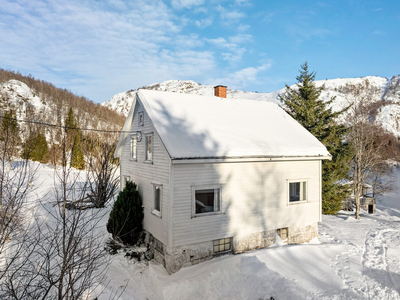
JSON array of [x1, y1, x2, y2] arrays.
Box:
[[0, 68, 125, 127]]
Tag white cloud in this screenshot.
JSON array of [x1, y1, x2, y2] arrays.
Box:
[[207, 34, 253, 63], [217, 5, 246, 24], [171, 0, 204, 9], [0, 0, 220, 102], [238, 24, 250, 32], [209, 63, 271, 89], [195, 18, 213, 28]]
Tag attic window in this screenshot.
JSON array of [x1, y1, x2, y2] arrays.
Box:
[[138, 111, 144, 126]]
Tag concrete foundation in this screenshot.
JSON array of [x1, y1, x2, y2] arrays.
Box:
[[147, 222, 319, 274]]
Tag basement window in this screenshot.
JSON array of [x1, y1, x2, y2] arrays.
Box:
[[213, 238, 231, 253], [154, 237, 164, 253], [277, 228, 288, 240]]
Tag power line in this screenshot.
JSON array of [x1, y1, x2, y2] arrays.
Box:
[[0, 115, 129, 133]]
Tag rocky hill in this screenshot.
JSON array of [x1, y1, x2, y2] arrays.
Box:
[[0, 69, 125, 145], [102, 76, 400, 137]]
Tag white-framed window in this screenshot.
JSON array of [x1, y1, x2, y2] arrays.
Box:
[[192, 185, 222, 217], [288, 180, 307, 203], [145, 133, 153, 162], [152, 183, 162, 217], [213, 238, 231, 253], [138, 111, 144, 126], [130, 135, 137, 160]]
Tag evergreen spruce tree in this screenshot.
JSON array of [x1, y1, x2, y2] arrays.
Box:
[[278, 62, 353, 214], [26, 132, 49, 163], [64, 107, 85, 169], [31, 133, 49, 163], [70, 131, 85, 170], [1, 110, 21, 159], [107, 181, 143, 245]]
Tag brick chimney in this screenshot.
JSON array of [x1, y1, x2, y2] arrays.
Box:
[[214, 85, 227, 98]]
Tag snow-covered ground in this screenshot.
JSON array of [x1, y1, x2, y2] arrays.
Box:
[[24, 165, 400, 299]]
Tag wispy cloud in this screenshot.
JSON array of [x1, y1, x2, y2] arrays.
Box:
[[171, 0, 204, 9], [207, 34, 252, 63], [372, 30, 386, 36], [217, 5, 246, 24], [238, 24, 250, 32], [210, 63, 271, 89], [195, 18, 213, 28], [0, 0, 218, 102]]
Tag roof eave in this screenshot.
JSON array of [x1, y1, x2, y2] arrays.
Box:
[[171, 154, 332, 164]]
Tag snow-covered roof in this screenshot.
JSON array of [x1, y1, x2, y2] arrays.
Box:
[[116, 89, 331, 160]]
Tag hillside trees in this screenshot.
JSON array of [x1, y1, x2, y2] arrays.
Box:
[[0, 68, 125, 127], [341, 79, 387, 219], [278, 62, 353, 214]]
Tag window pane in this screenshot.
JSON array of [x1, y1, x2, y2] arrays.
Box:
[[219, 245, 224, 251], [289, 182, 300, 201], [146, 135, 152, 161], [195, 189, 215, 214], [213, 245, 219, 252], [154, 186, 161, 211], [214, 189, 220, 211], [302, 182, 306, 201], [131, 138, 136, 159]]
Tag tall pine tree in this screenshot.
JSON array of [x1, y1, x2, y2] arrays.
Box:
[[278, 62, 353, 214]]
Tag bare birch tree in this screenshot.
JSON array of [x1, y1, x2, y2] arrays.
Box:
[[343, 79, 384, 219], [0, 133, 115, 300]]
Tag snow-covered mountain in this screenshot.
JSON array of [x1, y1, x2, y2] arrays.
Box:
[[0, 79, 123, 143], [102, 76, 400, 136]]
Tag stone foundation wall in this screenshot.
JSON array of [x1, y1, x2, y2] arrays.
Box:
[[233, 229, 276, 254], [164, 240, 214, 274], [150, 222, 319, 274], [287, 223, 318, 244]]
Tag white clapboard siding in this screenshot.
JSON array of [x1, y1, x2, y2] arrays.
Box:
[[120, 101, 171, 245], [172, 160, 321, 247]]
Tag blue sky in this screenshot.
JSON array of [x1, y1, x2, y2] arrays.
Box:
[[1, 0, 399, 103]]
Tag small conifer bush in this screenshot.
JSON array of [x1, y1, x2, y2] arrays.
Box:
[[107, 181, 143, 245]]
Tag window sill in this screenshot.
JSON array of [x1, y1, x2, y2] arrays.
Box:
[[192, 211, 224, 218], [288, 200, 309, 205], [151, 209, 162, 218], [144, 160, 153, 164], [129, 158, 137, 162]]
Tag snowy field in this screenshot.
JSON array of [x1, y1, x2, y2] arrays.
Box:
[[26, 164, 400, 300]]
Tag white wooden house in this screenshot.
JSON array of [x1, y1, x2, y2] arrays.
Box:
[[114, 86, 331, 274]]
